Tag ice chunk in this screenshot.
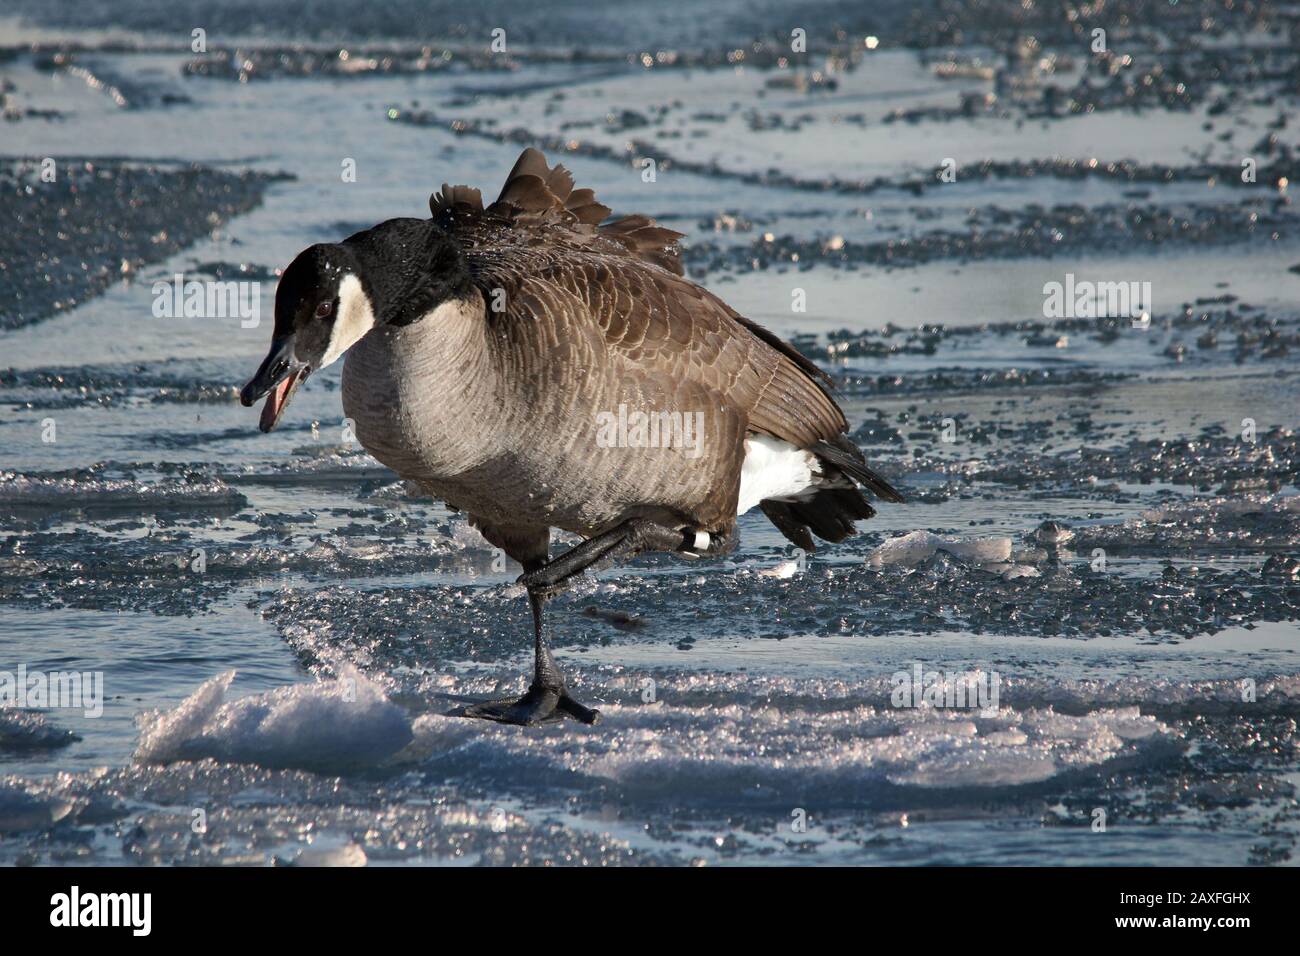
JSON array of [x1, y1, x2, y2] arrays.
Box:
[[868, 530, 944, 566], [0, 783, 73, 833], [135, 670, 235, 762], [135, 667, 413, 773], [867, 530, 1012, 568], [1000, 564, 1041, 580], [758, 559, 802, 579], [0, 707, 80, 751], [935, 536, 1012, 563], [284, 842, 368, 867]]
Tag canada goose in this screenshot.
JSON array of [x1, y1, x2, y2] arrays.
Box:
[[241, 148, 903, 726]]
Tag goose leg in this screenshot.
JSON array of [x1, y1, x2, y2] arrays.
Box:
[[461, 519, 723, 727], [462, 590, 601, 726], [519, 518, 692, 597]]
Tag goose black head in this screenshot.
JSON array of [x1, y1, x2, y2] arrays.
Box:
[[239, 243, 369, 432], [241, 221, 472, 433]]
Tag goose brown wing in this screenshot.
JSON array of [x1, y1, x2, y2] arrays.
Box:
[[540, 257, 847, 449], [430, 148, 847, 450]]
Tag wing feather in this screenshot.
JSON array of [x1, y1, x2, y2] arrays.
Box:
[[433, 149, 846, 451]]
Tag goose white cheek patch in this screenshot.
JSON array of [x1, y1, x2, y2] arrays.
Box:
[[319, 274, 376, 369]]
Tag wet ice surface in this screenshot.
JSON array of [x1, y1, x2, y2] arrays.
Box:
[[2, 3, 1300, 865]]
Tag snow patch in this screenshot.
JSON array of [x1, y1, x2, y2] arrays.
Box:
[[135, 667, 413, 772]]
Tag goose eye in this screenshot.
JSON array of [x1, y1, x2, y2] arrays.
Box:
[[315, 301, 333, 319]]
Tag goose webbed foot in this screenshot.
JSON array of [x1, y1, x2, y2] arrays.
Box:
[[457, 587, 602, 728], [462, 681, 601, 726]]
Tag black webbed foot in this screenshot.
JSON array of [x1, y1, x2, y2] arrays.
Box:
[[461, 681, 601, 726]]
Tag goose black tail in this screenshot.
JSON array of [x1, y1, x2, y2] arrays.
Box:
[[810, 436, 906, 504], [759, 437, 904, 552]]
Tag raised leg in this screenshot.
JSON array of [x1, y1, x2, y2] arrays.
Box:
[[520, 518, 714, 597]]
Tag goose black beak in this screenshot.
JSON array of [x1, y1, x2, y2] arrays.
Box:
[[240, 335, 311, 433]]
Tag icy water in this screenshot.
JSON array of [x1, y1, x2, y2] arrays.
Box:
[[1, 1, 1299, 865]]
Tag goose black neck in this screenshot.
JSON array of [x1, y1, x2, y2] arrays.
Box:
[[343, 218, 475, 327]]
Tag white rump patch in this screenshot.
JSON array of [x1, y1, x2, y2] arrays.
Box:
[[319, 273, 376, 369], [736, 434, 821, 516]]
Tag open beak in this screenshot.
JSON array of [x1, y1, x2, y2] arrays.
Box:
[[240, 335, 311, 433]]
